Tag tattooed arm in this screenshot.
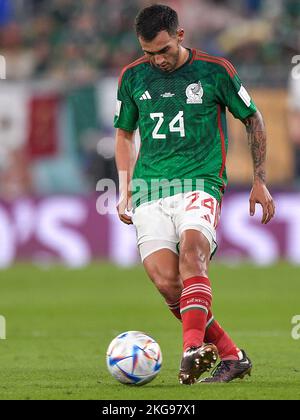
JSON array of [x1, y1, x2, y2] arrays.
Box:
[[243, 110, 275, 224], [244, 110, 267, 184]]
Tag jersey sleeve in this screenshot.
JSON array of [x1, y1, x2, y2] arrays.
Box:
[[215, 62, 257, 120], [114, 70, 139, 132]]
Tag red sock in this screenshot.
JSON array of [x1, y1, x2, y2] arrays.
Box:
[[205, 310, 240, 360], [180, 276, 212, 351], [167, 298, 240, 360], [166, 299, 181, 321]]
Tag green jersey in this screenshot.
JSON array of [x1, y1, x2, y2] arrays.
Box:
[[114, 48, 257, 207]]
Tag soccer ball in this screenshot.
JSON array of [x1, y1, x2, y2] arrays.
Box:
[[106, 331, 162, 385]]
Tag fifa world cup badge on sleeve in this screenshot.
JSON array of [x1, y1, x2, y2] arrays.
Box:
[[116, 100, 122, 117], [238, 85, 251, 107]]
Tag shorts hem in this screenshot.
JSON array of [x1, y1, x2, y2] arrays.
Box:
[[178, 223, 217, 255]]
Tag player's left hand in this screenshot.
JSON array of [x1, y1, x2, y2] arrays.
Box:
[[249, 181, 275, 224]]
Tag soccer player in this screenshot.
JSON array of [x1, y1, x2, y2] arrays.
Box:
[[114, 4, 275, 385]]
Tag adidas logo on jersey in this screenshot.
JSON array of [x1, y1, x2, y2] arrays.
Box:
[[139, 91, 152, 100]]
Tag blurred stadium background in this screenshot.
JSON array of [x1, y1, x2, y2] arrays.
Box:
[[0, 0, 300, 269], [1, 0, 300, 401]]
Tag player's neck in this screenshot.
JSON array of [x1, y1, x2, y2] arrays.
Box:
[[174, 47, 190, 71]]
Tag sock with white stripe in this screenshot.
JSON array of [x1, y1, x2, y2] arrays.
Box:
[[166, 299, 240, 359], [166, 302, 217, 330], [166, 299, 182, 320], [180, 276, 212, 351]]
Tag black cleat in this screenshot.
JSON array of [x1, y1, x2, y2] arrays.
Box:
[[199, 349, 252, 383], [178, 343, 218, 385]]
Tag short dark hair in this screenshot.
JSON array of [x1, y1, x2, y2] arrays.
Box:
[[135, 4, 179, 41]]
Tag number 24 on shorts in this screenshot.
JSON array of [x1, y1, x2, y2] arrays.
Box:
[[185, 192, 220, 228]]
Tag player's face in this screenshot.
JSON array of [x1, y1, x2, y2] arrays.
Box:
[[139, 30, 184, 73]]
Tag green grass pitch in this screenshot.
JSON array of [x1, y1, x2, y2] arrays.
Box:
[[0, 262, 300, 400]]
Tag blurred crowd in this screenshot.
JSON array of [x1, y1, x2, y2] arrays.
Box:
[[0, 0, 300, 199], [1, 0, 140, 83], [0, 0, 300, 85]]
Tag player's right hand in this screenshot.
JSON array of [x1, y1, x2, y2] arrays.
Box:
[[117, 193, 133, 225]]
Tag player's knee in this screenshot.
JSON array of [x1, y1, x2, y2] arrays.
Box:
[[179, 248, 208, 278], [146, 265, 182, 301], [158, 283, 182, 303]]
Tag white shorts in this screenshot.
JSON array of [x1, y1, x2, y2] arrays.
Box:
[[132, 191, 220, 262]]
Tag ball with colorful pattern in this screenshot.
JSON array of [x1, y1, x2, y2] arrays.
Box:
[[106, 331, 162, 385]]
